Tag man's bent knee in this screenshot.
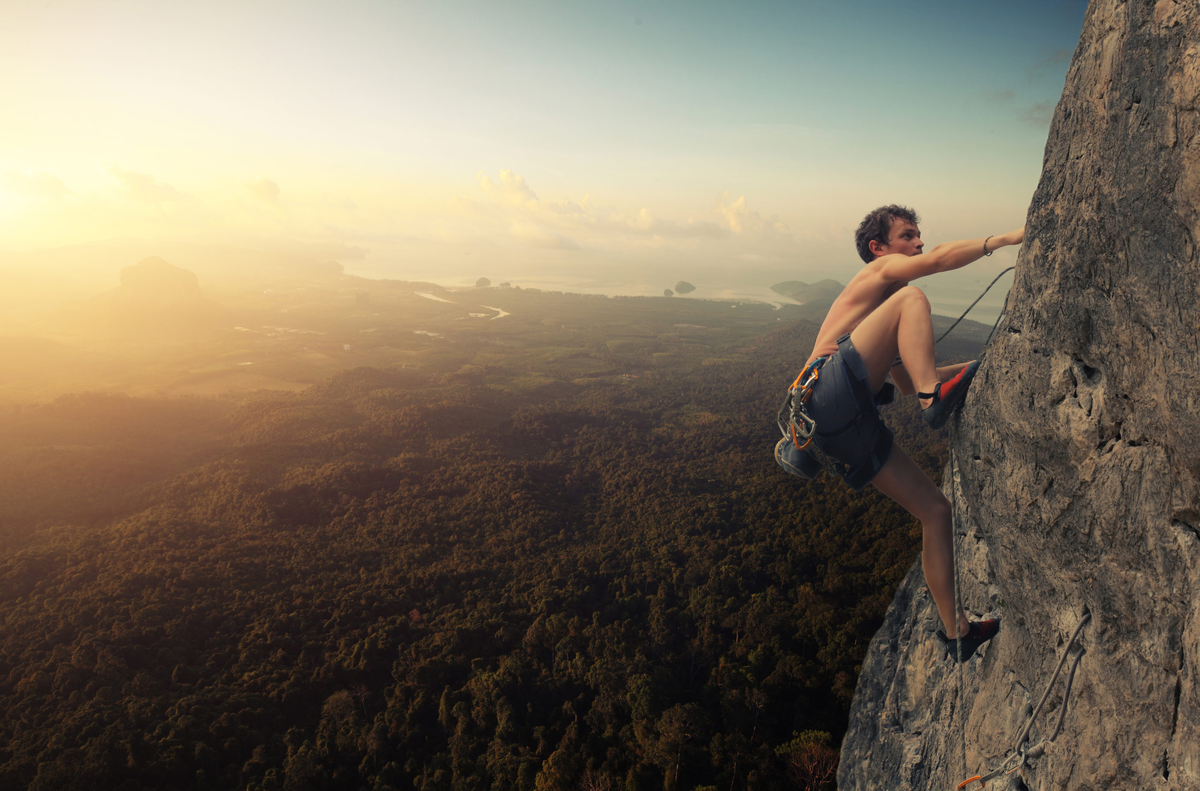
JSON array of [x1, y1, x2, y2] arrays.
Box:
[[898, 285, 931, 311]]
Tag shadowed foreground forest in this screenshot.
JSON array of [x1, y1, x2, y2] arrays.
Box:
[[0, 316, 970, 791]]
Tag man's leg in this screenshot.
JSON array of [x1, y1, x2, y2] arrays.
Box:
[[869, 444, 967, 638], [848, 286, 940, 400]]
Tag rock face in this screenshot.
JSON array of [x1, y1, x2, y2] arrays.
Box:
[[839, 3, 1200, 790]]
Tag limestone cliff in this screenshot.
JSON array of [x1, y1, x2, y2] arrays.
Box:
[[839, 2, 1200, 789]]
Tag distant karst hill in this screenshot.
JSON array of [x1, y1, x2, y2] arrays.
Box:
[[67, 257, 231, 339], [772, 278, 996, 344], [770, 278, 844, 306], [673, 280, 695, 294], [118, 256, 203, 305]]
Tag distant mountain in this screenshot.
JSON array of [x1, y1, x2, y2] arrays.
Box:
[[771, 278, 996, 344], [770, 279, 845, 305], [674, 280, 696, 294], [61, 257, 231, 340], [119, 257, 203, 305]]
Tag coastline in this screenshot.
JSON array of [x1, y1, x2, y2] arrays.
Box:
[[348, 267, 1013, 325]]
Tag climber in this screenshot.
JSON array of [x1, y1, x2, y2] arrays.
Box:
[[778, 205, 1024, 661]]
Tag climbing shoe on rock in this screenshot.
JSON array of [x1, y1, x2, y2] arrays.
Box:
[[936, 619, 1000, 663], [920, 359, 981, 430]]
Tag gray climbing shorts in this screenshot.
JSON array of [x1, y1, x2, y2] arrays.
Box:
[[805, 334, 895, 491]]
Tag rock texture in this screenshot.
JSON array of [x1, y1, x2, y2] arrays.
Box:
[[839, 2, 1200, 789]]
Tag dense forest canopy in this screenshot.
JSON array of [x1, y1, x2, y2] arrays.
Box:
[[0, 277, 978, 791]]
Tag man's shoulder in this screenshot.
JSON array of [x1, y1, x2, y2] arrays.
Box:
[[854, 253, 920, 290], [843, 261, 891, 295]]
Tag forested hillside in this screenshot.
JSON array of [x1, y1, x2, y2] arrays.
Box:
[[0, 316, 969, 791]]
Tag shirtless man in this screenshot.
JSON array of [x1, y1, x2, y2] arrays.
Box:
[[777, 205, 1024, 660]]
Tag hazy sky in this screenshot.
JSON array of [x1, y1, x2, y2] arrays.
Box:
[[1, 0, 1088, 294]]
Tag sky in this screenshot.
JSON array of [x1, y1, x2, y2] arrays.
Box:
[[0, 0, 1089, 311]]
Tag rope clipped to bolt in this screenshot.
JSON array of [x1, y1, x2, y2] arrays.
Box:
[[956, 610, 1091, 790], [935, 265, 1093, 790], [935, 265, 1007, 787]]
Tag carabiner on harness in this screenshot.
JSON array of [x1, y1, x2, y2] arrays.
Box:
[[777, 357, 827, 449]]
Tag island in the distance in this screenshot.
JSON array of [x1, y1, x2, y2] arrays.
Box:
[[674, 280, 695, 294], [769, 279, 844, 305]]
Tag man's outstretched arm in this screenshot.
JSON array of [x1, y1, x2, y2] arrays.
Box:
[[880, 226, 1024, 283]]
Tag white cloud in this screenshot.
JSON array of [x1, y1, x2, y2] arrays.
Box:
[[102, 165, 185, 202], [477, 169, 538, 205], [1, 170, 72, 200], [466, 169, 732, 250], [715, 191, 789, 238], [244, 176, 281, 204]]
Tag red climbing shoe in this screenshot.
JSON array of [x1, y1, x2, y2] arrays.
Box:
[[937, 619, 1000, 663], [920, 359, 981, 430]]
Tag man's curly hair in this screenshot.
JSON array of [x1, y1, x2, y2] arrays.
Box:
[[854, 205, 920, 263]]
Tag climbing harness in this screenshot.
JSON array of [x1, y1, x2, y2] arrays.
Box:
[[777, 356, 842, 478], [777, 267, 1016, 486], [774, 356, 837, 480], [955, 610, 1092, 790], [778, 356, 827, 452]]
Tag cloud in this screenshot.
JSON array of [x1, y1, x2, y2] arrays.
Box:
[[1018, 101, 1055, 126], [1, 170, 72, 199], [466, 169, 730, 250], [716, 191, 789, 237], [102, 165, 184, 202], [1026, 48, 1072, 83], [625, 211, 724, 240], [510, 222, 581, 250], [244, 176, 281, 204], [477, 169, 538, 205], [322, 224, 423, 244]]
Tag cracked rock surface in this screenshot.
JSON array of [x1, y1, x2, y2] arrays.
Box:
[[839, 1, 1200, 789]]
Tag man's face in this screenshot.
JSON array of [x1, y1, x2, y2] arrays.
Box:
[[876, 220, 924, 257]]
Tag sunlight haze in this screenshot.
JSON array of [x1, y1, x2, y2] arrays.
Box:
[[2, 0, 1086, 320]]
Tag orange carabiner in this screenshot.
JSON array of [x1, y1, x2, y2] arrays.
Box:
[[791, 359, 821, 392], [800, 367, 818, 401], [957, 776, 984, 791], [789, 421, 813, 450]]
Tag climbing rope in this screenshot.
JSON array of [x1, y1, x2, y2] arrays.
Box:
[[947, 416, 968, 783], [936, 267, 1009, 787], [935, 267, 1015, 346], [956, 610, 1091, 790], [932, 265, 1093, 790]]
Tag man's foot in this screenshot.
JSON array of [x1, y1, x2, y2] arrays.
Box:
[[936, 619, 1000, 663], [919, 360, 981, 430]]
